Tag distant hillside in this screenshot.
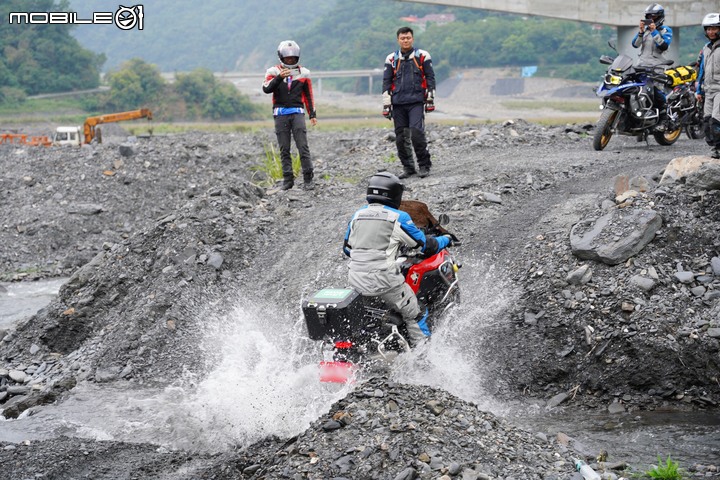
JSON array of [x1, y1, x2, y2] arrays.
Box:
[[68, 0, 707, 82], [69, 0, 337, 72]]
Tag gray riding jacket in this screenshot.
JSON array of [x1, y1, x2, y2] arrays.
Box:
[[343, 203, 447, 295], [632, 25, 673, 67]]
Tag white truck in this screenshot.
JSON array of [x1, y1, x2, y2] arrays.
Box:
[[52, 126, 83, 147]]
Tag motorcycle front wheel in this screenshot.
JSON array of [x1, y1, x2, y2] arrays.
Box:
[[654, 126, 682, 146], [592, 108, 619, 151], [685, 123, 705, 140]]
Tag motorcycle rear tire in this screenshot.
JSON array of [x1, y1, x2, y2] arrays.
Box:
[[653, 126, 682, 146], [593, 108, 619, 151]]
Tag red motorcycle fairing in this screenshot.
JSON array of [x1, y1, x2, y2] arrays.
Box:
[[404, 250, 450, 294]]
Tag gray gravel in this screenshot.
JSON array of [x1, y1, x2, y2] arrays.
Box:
[[0, 120, 718, 478]]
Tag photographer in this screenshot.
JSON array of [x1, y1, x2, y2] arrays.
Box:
[[262, 40, 317, 191], [632, 4, 673, 129]]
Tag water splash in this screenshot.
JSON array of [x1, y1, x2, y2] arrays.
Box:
[[176, 300, 352, 451], [0, 300, 351, 453], [390, 254, 516, 415]]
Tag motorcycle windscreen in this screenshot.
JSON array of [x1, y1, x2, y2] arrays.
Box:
[[610, 54, 633, 72]]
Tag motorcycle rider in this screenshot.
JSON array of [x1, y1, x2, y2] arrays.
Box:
[[382, 26, 436, 179], [262, 40, 317, 190], [696, 13, 720, 159], [632, 3, 673, 129], [343, 172, 451, 346]]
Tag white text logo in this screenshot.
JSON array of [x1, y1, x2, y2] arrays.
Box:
[[9, 5, 144, 31]]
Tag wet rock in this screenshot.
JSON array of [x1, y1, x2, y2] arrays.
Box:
[[607, 401, 626, 414], [547, 392, 570, 408]]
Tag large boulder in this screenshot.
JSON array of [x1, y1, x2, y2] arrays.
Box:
[[686, 163, 720, 191], [570, 208, 662, 265], [659, 155, 720, 184]]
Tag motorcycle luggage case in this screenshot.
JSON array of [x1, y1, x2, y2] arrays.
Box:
[[302, 288, 364, 340]]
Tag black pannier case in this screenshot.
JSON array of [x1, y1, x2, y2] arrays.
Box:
[[302, 288, 365, 340]]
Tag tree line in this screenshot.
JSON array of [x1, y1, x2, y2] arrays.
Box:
[[1, 0, 710, 114]]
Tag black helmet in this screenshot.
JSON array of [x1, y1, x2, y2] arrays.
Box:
[[277, 40, 300, 68], [366, 172, 404, 209], [644, 3, 665, 26]]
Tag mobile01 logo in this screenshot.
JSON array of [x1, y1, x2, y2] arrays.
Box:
[[8, 5, 144, 31]]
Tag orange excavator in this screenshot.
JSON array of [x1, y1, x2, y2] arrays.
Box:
[[53, 108, 153, 146]]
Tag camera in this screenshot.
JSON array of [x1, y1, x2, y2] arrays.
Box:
[[642, 18, 652, 25]]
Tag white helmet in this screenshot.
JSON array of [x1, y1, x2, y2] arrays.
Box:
[[702, 13, 720, 40], [277, 40, 300, 68]]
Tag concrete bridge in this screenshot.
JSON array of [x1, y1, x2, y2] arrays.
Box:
[[162, 70, 384, 95], [399, 0, 716, 64]]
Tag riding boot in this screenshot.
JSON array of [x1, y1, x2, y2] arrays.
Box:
[[302, 171, 315, 190], [405, 307, 430, 348], [281, 176, 294, 190]]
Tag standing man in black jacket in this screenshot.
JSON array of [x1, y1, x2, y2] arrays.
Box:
[[263, 40, 317, 190], [382, 27, 436, 179]]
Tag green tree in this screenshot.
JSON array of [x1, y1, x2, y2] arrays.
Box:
[[203, 82, 255, 119], [175, 69, 216, 105], [105, 58, 165, 109], [173, 68, 259, 120], [557, 30, 598, 63], [0, 0, 103, 97]]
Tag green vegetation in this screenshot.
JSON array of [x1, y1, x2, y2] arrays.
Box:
[[70, 0, 337, 72], [251, 144, 301, 186], [101, 60, 262, 120], [6, 0, 708, 115], [500, 99, 598, 112], [645, 456, 684, 480], [0, 0, 104, 95]]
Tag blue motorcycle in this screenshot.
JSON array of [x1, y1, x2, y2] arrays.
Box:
[[593, 50, 683, 151]]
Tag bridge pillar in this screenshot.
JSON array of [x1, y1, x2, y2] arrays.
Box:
[[616, 26, 681, 66]]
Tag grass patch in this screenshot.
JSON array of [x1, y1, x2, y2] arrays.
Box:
[[645, 456, 684, 480], [0, 96, 90, 116], [251, 144, 301, 186], [149, 122, 270, 135], [500, 99, 599, 112], [315, 102, 377, 119]]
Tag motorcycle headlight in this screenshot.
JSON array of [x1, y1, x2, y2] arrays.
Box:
[[604, 74, 622, 85]]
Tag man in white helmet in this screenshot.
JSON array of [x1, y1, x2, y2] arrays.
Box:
[[696, 13, 720, 158], [262, 40, 318, 190]]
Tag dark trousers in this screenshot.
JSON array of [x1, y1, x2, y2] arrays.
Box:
[[274, 114, 313, 179], [392, 102, 431, 170]]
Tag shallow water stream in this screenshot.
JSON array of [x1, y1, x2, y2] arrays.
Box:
[[1, 280, 718, 473]]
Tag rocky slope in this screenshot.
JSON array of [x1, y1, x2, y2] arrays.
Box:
[[1, 122, 719, 478]]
